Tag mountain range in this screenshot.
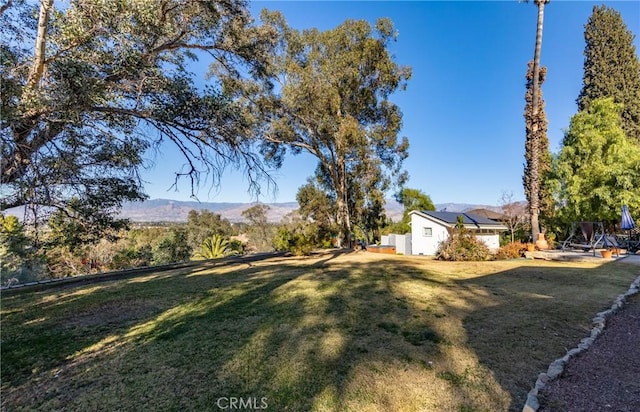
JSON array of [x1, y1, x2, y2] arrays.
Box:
[[118, 199, 508, 223], [4, 198, 514, 223]]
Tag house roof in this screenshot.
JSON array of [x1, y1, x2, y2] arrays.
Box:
[[409, 210, 508, 230], [464, 208, 508, 221]]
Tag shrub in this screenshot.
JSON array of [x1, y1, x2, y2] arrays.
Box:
[[110, 245, 152, 269], [544, 232, 556, 249], [228, 239, 246, 255], [193, 234, 233, 260], [274, 225, 316, 256], [436, 230, 491, 261], [495, 241, 528, 260]]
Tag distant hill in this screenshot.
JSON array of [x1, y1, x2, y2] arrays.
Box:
[[5, 198, 523, 223], [117, 199, 515, 223], [120, 198, 402, 223], [119, 199, 298, 223], [434, 203, 505, 213]]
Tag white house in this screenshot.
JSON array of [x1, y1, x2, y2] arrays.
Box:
[[409, 210, 508, 256]]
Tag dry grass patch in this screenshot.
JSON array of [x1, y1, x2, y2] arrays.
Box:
[[1, 251, 637, 411]]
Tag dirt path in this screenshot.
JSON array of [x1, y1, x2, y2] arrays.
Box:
[[538, 256, 640, 412]]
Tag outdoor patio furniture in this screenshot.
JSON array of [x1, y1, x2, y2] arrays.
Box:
[[615, 228, 640, 254], [619, 205, 638, 254], [561, 222, 610, 256]]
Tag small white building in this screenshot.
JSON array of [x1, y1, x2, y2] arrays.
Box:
[[409, 210, 507, 256], [380, 234, 412, 255]]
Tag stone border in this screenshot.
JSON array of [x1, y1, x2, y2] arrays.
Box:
[[522, 274, 640, 412]]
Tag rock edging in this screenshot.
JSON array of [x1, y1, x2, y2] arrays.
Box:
[[522, 274, 640, 412]]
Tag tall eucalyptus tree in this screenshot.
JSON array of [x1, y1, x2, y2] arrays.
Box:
[[1, 0, 278, 239], [250, 12, 411, 246]]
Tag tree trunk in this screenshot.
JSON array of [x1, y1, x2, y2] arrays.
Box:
[[335, 156, 351, 248], [27, 0, 53, 89], [4, 0, 55, 188], [529, 0, 548, 243], [335, 195, 351, 248], [0, 0, 13, 16]]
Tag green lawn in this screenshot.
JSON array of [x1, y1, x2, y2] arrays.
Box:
[[1, 251, 638, 411]]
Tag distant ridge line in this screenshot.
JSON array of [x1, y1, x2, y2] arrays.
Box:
[[4, 198, 524, 223], [118, 199, 519, 223]]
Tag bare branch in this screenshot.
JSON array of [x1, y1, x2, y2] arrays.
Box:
[[0, 0, 12, 16]]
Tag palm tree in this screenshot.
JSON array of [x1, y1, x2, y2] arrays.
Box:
[[526, 0, 550, 243], [194, 234, 231, 260]]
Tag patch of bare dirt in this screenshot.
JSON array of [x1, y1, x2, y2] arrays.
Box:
[[538, 293, 640, 412]]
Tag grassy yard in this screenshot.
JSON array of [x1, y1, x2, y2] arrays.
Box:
[[1, 251, 638, 411]]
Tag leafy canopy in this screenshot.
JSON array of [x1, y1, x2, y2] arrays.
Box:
[[186, 210, 234, 251], [554, 98, 640, 224], [253, 12, 411, 244], [241, 204, 274, 252], [1, 0, 278, 237], [396, 188, 435, 221]]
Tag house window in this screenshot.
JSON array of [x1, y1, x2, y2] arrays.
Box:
[[423, 227, 433, 237]]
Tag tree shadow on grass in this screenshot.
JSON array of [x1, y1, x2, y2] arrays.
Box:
[[454, 260, 640, 411], [2, 252, 456, 410], [0, 255, 298, 390], [4, 253, 636, 411]]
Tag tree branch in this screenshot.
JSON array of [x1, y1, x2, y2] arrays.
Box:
[[26, 0, 53, 90], [0, 0, 12, 16]]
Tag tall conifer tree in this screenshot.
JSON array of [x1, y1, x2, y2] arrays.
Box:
[[577, 5, 640, 144]]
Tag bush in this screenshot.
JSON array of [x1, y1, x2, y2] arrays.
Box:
[[543, 232, 556, 250], [110, 245, 152, 270], [274, 225, 316, 256], [436, 230, 491, 261], [495, 241, 528, 260]]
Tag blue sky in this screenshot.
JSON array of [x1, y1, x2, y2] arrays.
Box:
[[141, 0, 640, 206]]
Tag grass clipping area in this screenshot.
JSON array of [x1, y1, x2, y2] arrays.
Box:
[[2, 252, 638, 411]]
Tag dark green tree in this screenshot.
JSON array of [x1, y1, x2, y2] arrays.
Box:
[[241, 204, 274, 252], [0, 214, 33, 284], [45, 197, 131, 253], [0, 0, 278, 239], [296, 180, 337, 231], [273, 212, 321, 256], [186, 210, 233, 251], [554, 98, 640, 225], [356, 188, 387, 245], [253, 13, 411, 247], [152, 227, 191, 265], [523, 62, 553, 234], [577, 5, 640, 144], [396, 188, 435, 223]]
